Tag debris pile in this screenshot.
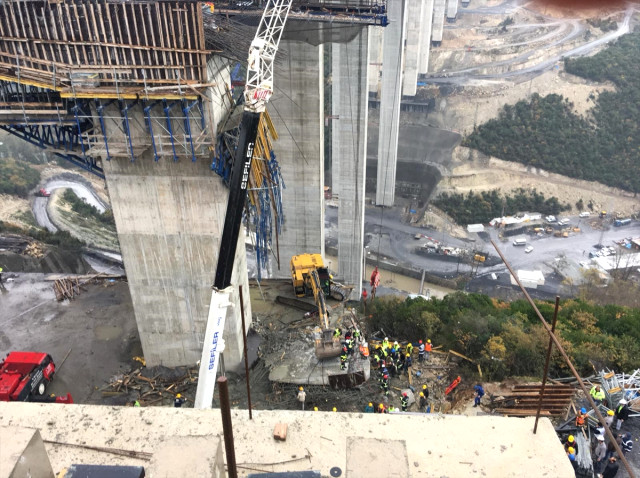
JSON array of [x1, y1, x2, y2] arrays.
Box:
[[102, 365, 198, 407], [24, 241, 45, 258], [598, 368, 640, 412]]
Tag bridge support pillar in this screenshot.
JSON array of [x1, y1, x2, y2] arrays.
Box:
[[269, 38, 325, 276], [332, 27, 370, 298]]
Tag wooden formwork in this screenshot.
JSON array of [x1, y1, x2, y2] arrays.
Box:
[[0, 0, 209, 98]]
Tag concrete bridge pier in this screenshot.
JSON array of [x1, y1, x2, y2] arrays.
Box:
[[95, 58, 250, 370]]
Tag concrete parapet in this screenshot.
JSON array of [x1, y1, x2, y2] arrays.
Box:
[[0, 426, 54, 478]]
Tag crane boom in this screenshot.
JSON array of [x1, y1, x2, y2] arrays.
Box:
[[214, 0, 293, 290]]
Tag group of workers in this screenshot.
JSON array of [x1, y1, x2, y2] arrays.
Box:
[[334, 327, 362, 371], [561, 388, 634, 478]]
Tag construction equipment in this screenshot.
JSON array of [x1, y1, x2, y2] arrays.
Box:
[[0, 351, 71, 403], [308, 268, 342, 359], [197, 0, 293, 408], [35, 188, 50, 197], [290, 253, 349, 301]]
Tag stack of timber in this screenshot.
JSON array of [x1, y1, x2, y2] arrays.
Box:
[[53, 277, 82, 301], [494, 383, 574, 417]]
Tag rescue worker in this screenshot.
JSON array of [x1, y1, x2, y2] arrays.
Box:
[[405, 353, 413, 376], [564, 435, 578, 454], [605, 409, 615, 428], [379, 374, 389, 396], [418, 340, 425, 362], [382, 337, 390, 350], [422, 384, 429, 399], [575, 407, 587, 428], [615, 399, 629, 430], [134, 400, 141, 407], [401, 392, 409, 412], [425, 339, 432, 361], [346, 337, 354, 356], [377, 403, 387, 414], [473, 384, 484, 407], [397, 353, 405, 374], [419, 391, 428, 411], [340, 347, 348, 371], [353, 329, 361, 343], [333, 327, 342, 339], [364, 402, 374, 413], [594, 434, 607, 475], [405, 341, 413, 357], [373, 352, 382, 369], [590, 384, 606, 405], [297, 386, 306, 410], [361, 288, 368, 302], [332, 407, 337, 412], [313, 406, 318, 411], [0, 266, 3, 285], [174, 393, 185, 408]]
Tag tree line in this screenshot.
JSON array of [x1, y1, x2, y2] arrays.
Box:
[[365, 292, 640, 380], [432, 188, 570, 225]]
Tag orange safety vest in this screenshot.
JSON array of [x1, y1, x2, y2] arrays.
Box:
[[425, 343, 432, 352], [576, 414, 585, 426]]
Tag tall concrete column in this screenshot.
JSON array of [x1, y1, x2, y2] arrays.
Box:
[[402, 0, 425, 96], [376, 0, 407, 207], [97, 56, 250, 370], [368, 27, 383, 95], [269, 38, 324, 277], [332, 27, 369, 298], [419, 0, 435, 74]]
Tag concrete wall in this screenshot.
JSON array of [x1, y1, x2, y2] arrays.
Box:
[[375, 0, 407, 207], [332, 27, 369, 297], [402, 0, 426, 96], [268, 36, 324, 277], [98, 56, 250, 370]]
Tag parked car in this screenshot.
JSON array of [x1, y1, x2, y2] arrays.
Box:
[[579, 212, 590, 218], [524, 246, 534, 253]]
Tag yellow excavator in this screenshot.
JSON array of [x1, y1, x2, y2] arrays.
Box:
[[290, 254, 350, 359]]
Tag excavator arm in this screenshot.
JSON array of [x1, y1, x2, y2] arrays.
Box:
[[309, 269, 330, 330]]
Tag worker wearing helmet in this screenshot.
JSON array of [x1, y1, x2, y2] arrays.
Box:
[[615, 399, 630, 430], [364, 402, 374, 413], [174, 393, 185, 408], [313, 406, 318, 411], [401, 392, 409, 412], [0, 267, 3, 286], [564, 435, 578, 455], [575, 408, 586, 428], [340, 347, 348, 371], [405, 352, 413, 376], [590, 384, 605, 405], [382, 337, 389, 350], [332, 407, 337, 412], [379, 374, 389, 396], [405, 341, 414, 357], [605, 409, 615, 428], [296, 386, 306, 410], [419, 391, 428, 410], [422, 384, 430, 399], [376, 403, 387, 414], [418, 340, 425, 362], [425, 339, 433, 361]]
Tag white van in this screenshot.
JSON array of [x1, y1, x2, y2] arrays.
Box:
[[513, 237, 527, 246], [579, 212, 590, 218]]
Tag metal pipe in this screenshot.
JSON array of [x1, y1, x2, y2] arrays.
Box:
[[217, 376, 238, 478], [491, 240, 635, 478], [239, 285, 253, 419], [533, 296, 559, 434]]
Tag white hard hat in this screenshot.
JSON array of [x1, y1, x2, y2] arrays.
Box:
[[597, 435, 605, 441], [619, 399, 627, 405]]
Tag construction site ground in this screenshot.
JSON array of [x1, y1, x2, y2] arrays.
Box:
[[2, 274, 640, 475]]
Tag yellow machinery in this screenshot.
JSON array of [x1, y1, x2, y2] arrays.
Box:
[[290, 254, 345, 359]]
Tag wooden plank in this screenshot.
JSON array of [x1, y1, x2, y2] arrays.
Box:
[[137, 4, 155, 82], [120, 3, 138, 79], [154, 3, 168, 75], [86, 3, 104, 67]]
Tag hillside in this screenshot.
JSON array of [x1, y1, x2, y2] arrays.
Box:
[[463, 32, 640, 193]]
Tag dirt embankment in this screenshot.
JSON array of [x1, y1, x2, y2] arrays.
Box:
[[437, 147, 640, 216]]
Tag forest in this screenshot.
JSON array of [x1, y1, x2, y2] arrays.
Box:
[[0, 157, 40, 197], [463, 32, 640, 193], [365, 292, 640, 380], [432, 188, 570, 225]]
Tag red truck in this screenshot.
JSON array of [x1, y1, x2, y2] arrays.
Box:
[[35, 188, 51, 197], [0, 351, 72, 403]]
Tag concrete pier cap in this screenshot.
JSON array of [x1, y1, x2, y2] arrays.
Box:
[[0, 402, 574, 477]]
